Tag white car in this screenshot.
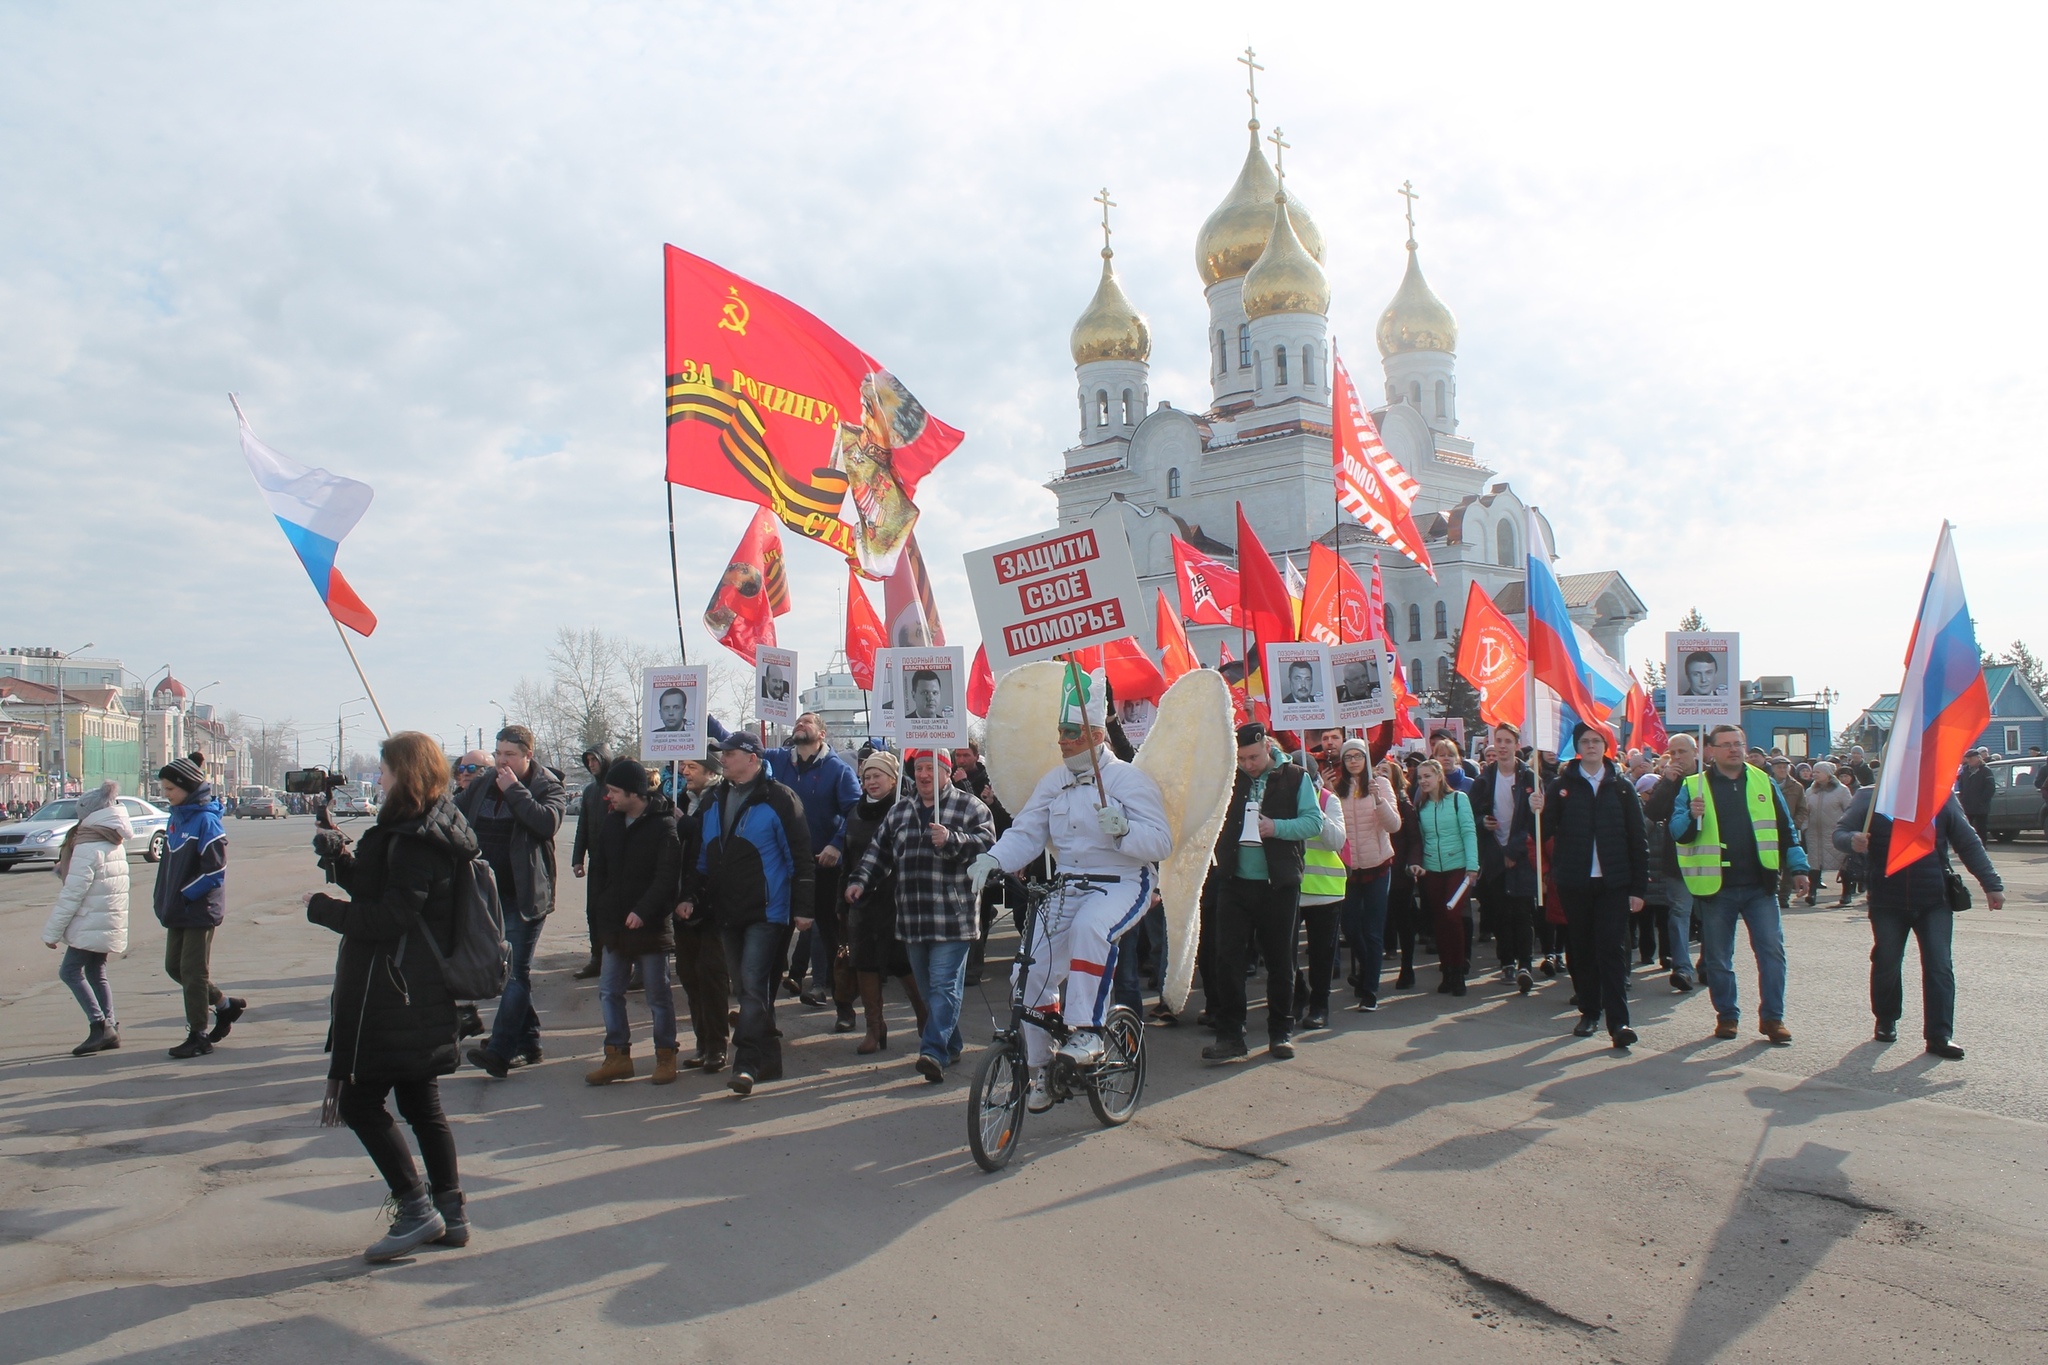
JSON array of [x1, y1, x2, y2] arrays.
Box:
[[0, 797, 171, 870]]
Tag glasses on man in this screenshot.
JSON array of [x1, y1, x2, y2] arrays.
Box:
[[456, 764, 485, 774]]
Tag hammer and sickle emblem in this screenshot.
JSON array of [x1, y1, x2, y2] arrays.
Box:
[[717, 285, 749, 336]]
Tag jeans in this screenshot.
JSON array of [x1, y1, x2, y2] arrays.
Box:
[[339, 1078, 459, 1197], [162, 926, 222, 1034], [722, 920, 788, 1081], [59, 947, 114, 1024], [1869, 901, 1956, 1041], [1665, 881, 1696, 978], [1340, 868, 1391, 1001], [905, 939, 971, 1067], [1561, 880, 1632, 1032], [485, 909, 543, 1062], [674, 927, 730, 1056], [1696, 883, 1787, 1023], [600, 947, 678, 1052], [1212, 878, 1301, 1041]]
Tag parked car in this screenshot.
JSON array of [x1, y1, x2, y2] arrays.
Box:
[[1985, 756, 2046, 841], [235, 786, 285, 819], [0, 796, 171, 870], [331, 789, 378, 820]]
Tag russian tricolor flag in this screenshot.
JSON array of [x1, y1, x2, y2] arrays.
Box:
[[1524, 507, 1615, 753], [1873, 523, 1989, 875], [237, 408, 378, 636]]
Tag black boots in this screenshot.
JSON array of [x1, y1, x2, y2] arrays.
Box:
[[365, 1186, 446, 1263], [168, 1031, 213, 1059], [206, 997, 247, 1043], [433, 1190, 470, 1246]]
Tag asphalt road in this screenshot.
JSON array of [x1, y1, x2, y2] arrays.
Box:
[[1, 816, 2044, 1363]]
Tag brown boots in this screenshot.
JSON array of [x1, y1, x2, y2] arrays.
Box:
[[651, 1046, 680, 1085], [857, 972, 888, 1054], [584, 1045, 633, 1085]]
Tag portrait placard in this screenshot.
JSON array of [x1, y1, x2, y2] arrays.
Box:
[[1265, 641, 1336, 731], [1331, 643, 1395, 728], [1665, 632, 1740, 727], [873, 648, 899, 737], [642, 665, 707, 760], [1116, 697, 1155, 744], [755, 647, 798, 727], [892, 646, 967, 749]]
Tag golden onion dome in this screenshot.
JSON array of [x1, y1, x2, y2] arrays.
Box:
[[1375, 245, 1458, 355], [1195, 125, 1324, 287], [1070, 248, 1151, 365], [1241, 194, 1329, 320]]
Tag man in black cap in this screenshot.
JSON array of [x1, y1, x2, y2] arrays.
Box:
[[1531, 722, 1649, 1048], [154, 757, 243, 1057]]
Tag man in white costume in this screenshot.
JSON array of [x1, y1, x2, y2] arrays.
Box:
[[971, 670, 1173, 1112]]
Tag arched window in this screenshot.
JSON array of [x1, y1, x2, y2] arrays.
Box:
[[1385, 380, 1396, 404], [1309, 344, 1323, 389], [1409, 658, 1424, 693], [1410, 381, 1422, 406], [1437, 656, 1454, 692], [1238, 324, 1251, 368], [1216, 330, 1227, 376], [1496, 520, 1515, 567], [1434, 600, 1448, 638], [1407, 603, 1422, 641], [1434, 380, 1446, 418], [1078, 393, 1087, 430], [1095, 391, 1109, 427], [1383, 603, 1397, 639], [1275, 345, 1288, 385], [1121, 389, 1134, 425], [1166, 467, 1181, 499]]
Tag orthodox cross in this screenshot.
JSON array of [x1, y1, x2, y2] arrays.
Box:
[[1399, 180, 1419, 247], [1093, 187, 1116, 252], [1238, 46, 1263, 124], [1267, 127, 1291, 187]]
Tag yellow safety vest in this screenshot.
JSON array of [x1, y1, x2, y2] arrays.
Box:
[[1677, 766, 1781, 896], [1300, 792, 1349, 902]]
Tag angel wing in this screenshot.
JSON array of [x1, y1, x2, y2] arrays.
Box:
[[1132, 669, 1237, 1013], [981, 660, 1068, 817]]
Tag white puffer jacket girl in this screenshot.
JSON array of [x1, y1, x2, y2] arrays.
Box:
[[42, 803, 134, 954]]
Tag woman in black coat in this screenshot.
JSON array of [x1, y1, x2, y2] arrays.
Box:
[[841, 751, 927, 1054], [307, 731, 477, 1263]]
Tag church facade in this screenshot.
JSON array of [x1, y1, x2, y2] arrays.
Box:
[[1047, 103, 1645, 708]]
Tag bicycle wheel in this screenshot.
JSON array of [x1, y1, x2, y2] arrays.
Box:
[[1087, 1006, 1146, 1127], [967, 1037, 1028, 1172]]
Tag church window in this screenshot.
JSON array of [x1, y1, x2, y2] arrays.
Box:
[[1122, 389, 1134, 425], [1407, 603, 1422, 641], [1410, 381, 1422, 406], [1437, 656, 1454, 692], [1275, 346, 1288, 385], [1166, 467, 1181, 499], [1385, 380, 1396, 404], [1216, 330, 1227, 376], [1095, 391, 1109, 427], [1307, 344, 1323, 389], [1238, 324, 1250, 368], [1496, 520, 1515, 567], [1383, 603, 1397, 639], [1434, 380, 1446, 418], [1409, 658, 1424, 693], [1434, 600, 1448, 638]]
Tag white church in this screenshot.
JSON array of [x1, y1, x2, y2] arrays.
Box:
[[1050, 78, 1646, 705]]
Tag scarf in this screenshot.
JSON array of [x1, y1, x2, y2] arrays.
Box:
[[54, 822, 124, 882]]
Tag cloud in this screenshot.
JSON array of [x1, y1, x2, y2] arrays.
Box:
[[2, 2, 2040, 753]]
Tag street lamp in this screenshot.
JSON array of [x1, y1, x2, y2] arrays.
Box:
[[117, 664, 169, 796], [488, 700, 508, 731], [335, 697, 367, 771], [53, 642, 93, 799]]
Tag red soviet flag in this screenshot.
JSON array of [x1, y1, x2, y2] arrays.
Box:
[[703, 507, 792, 665], [845, 564, 888, 690], [1333, 348, 1435, 579], [1172, 535, 1240, 627], [1299, 542, 1372, 647], [1156, 590, 1199, 687], [663, 245, 963, 576], [1454, 580, 1528, 730], [1627, 673, 1669, 752], [1234, 505, 1296, 653]]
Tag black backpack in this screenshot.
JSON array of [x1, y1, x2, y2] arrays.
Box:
[[397, 850, 511, 1000]]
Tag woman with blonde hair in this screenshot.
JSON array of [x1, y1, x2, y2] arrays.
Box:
[[1406, 758, 1479, 996], [306, 731, 479, 1262]]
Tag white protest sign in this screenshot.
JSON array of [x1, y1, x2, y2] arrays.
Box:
[[891, 646, 967, 750], [873, 648, 899, 737], [1265, 640, 1336, 731], [755, 647, 798, 727], [642, 665, 707, 760], [1665, 632, 1740, 728], [1116, 697, 1155, 744], [1332, 643, 1396, 728], [964, 508, 1146, 673]]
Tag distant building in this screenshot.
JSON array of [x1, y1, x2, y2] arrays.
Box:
[[798, 667, 869, 748], [1847, 666, 2047, 760], [0, 678, 141, 798], [0, 709, 47, 808]]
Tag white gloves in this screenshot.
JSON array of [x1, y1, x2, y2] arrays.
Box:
[[1095, 804, 1130, 839], [968, 852, 1002, 900]]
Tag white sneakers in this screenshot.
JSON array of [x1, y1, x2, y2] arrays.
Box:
[[1027, 1066, 1053, 1113], [1058, 1030, 1107, 1066]]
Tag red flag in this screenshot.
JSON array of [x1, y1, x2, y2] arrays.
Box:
[[1626, 673, 1669, 752], [1300, 542, 1372, 646], [703, 507, 791, 665], [663, 245, 962, 574], [1454, 581, 1528, 730], [883, 531, 944, 646], [845, 564, 887, 690], [1333, 348, 1435, 579], [1234, 505, 1296, 651], [1066, 638, 1168, 704], [1388, 661, 1424, 741], [966, 644, 995, 718], [1156, 590, 1198, 687], [1367, 553, 1387, 643], [1218, 640, 1251, 726], [1171, 536, 1239, 626]]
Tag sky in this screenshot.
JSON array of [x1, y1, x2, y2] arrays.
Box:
[[3, 1, 2041, 758]]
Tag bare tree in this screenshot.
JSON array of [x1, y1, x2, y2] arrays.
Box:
[[225, 712, 297, 789], [704, 656, 758, 739]]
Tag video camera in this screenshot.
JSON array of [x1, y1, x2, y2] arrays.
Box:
[[283, 767, 350, 797]]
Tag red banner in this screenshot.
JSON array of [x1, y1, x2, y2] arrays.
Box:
[[883, 531, 944, 647], [1234, 505, 1296, 656], [1156, 589, 1198, 687], [663, 245, 961, 575], [1453, 581, 1527, 730], [704, 507, 792, 665], [1300, 542, 1371, 647], [845, 564, 887, 690], [1333, 349, 1434, 579], [1171, 535, 1239, 627], [966, 644, 995, 718], [1068, 636, 1168, 704]]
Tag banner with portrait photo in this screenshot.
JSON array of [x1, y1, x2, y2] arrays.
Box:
[[1116, 697, 1155, 744], [1665, 632, 1740, 727], [755, 646, 798, 727], [892, 646, 967, 749], [1264, 641, 1335, 731], [643, 665, 708, 760], [1331, 643, 1395, 728], [872, 647, 899, 737]]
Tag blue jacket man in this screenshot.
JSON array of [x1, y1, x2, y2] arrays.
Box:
[[153, 758, 243, 1058]]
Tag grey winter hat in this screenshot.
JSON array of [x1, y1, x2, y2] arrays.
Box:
[[76, 779, 120, 816]]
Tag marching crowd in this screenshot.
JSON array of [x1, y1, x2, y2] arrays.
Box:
[[28, 703, 2018, 1263]]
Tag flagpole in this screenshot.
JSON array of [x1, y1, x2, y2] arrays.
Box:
[[333, 618, 392, 738], [1527, 585, 1543, 911], [665, 482, 690, 664], [1063, 653, 1108, 810]]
